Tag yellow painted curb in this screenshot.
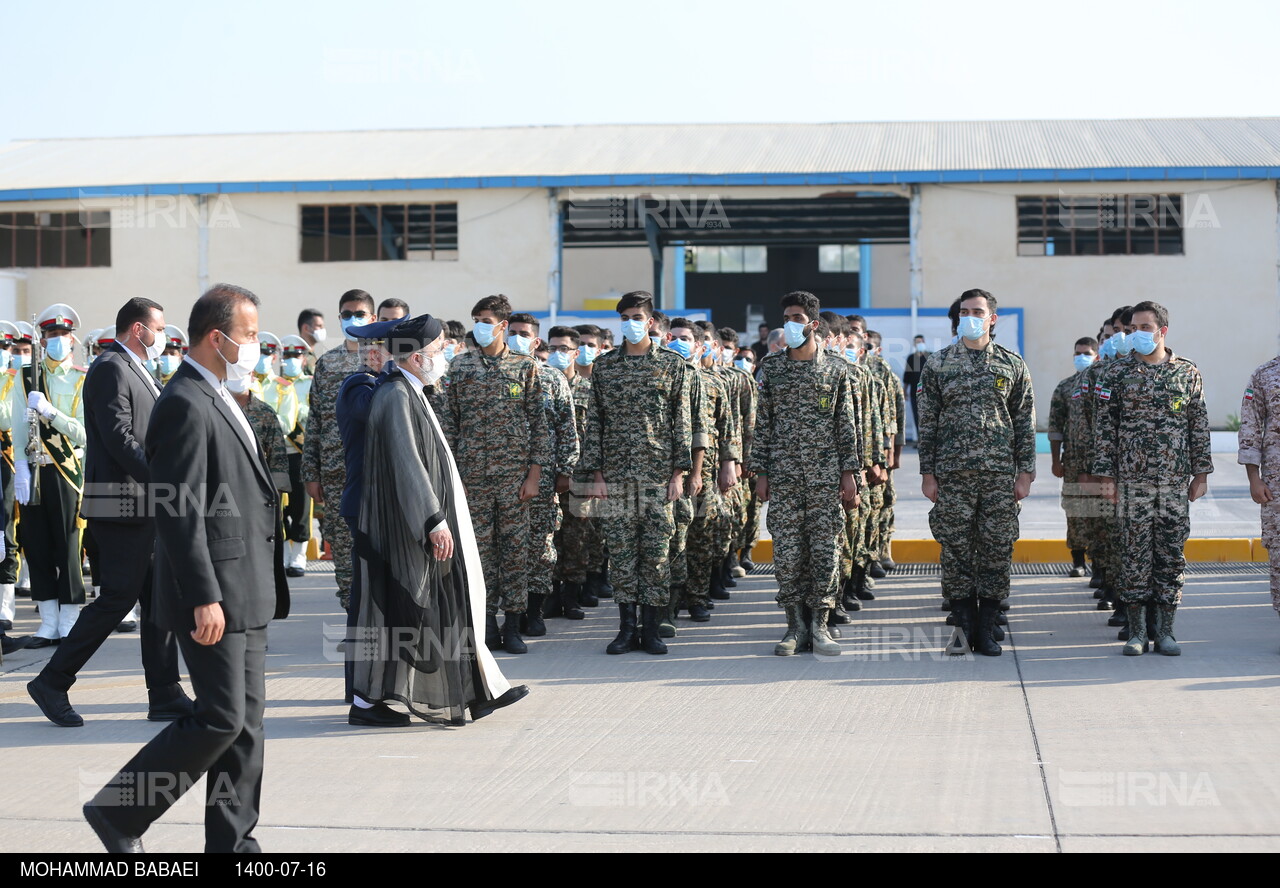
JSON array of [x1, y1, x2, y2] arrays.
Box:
[[748, 538, 1265, 564], [1252, 538, 1270, 562], [892, 539, 940, 562], [750, 539, 773, 564]]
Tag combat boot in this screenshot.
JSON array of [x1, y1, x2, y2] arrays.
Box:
[[1097, 589, 1115, 610], [774, 606, 803, 656], [1122, 604, 1148, 656], [1108, 598, 1127, 627], [524, 595, 547, 637], [709, 567, 730, 601], [867, 559, 887, 580], [579, 576, 601, 608], [974, 599, 1002, 656], [501, 613, 528, 654], [605, 603, 639, 655], [485, 614, 501, 650], [1069, 550, 1087, 578], [659, 592, 679, 638], [855, 565, 875, 600], [1153, 604, 1181, 656], [841, 572, 862, 611], [544, 581, 564, 618], [1145, 603, 1159, 646], [740, 548, 756, 573], [796, 605, 814, 653], [722, 556, 738, 588], [940, 597, 952, 612], [559, 582, 585, 620], [639, 605, 668, 655], [830, 603, 852, 625], [728, 550, 745, 578], [880, 554, 897, 572], [600, 560, 615, 597], [686, 584, 710, 623], [809, 606, 841, 656], [1089, 566, 1106, 590], [946, 597, 976, 655]]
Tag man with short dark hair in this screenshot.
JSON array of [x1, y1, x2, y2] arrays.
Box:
[[443, 296, 549, 654], [548, 325, 591, 620], [1094, 301, 1211, 656], [585, 291, 692, 655], [84, 283, 289, 853], [863, 329, 905, 574], [376, 298, 410, 323], [297, 308, 326, 375], [904, 334, 929, 440], [1048, 337, 1099, 578], [303, 290, 374, 609], [751, 322, 771, 363], [27, 298, 193, 726]]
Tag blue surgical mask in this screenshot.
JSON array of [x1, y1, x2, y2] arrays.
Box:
[[282, 357, 303, 378], [620, 319, 648, 345], [845, 348, 860, 363], [158, 355, 181, 376], [547, 350, 573, 372], [734, 358, 753, 372], [958, 316, 986, 341], [13, 353, 30, 369], [1112, 331, 1132, 355], [650, 334, 662, 347], [914, 342, 927, 353], [473, 321, 500, 348], [576, 345, 597, 366], [507, 333, 533, 355], [1099, 337, 1116, 359], [341, 315, 371, 342], [783, 321, 809, 349], [1073, 354, 1096, 373], [443, 343, 457, 363], [1129, 330, 1158, 355], [44, 335, 71, 362], [256, 355, 273, 375], [667, 339, 693, 360]]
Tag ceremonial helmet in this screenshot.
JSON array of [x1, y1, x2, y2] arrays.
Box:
[[0, 321, 19, 346], [97, 325, 117, 347], [36, 303, 80, 334], [15, 321, 36, 344], [279, 334, 311, 358], [164, 325, 189, 353], [258, 331, 281, 355]]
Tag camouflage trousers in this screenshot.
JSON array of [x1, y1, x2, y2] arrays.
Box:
[[463, 473, 532, 615], [686, 485, 731, 606], [877, 469, 896, 558], [319, 470, 352, 602], [723, 477, 747, 551], [599, 480, 675, 607], [1060, 464, 1093, 552], [668, 495, 694, 588], [862, 480, 886, 567], [1261, 495, 1280, 613], [928, 471, 1021, 602], [741, 480, 763, 555], [1114, 479, 1190, 606], [838, 497, 866, 582], [554, 486, 597, 584], [529, 478, 562, 599], [769, 480, 843, 609]]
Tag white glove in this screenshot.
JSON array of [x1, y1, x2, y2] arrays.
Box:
[[0, 532, 6, 562], [27, 391, 56, 420], [14, 459, 31, 506]]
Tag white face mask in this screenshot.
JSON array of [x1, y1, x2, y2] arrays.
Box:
[[310, 326, 328, 344], [215, 330, 259, 382], [224, 374, 251, 394], [426, 353, 448, 384], [142, 326, 165, 362]]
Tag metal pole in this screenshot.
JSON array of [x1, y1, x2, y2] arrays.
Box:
[[673, 241, 686, 310], [548, 188, 562, 325], [197, 194, 210, 297], [908, 185, 922, 338]]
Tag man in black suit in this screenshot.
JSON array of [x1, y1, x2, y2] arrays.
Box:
[[28, 298, 193, 727], [83, 284, 289, 854]]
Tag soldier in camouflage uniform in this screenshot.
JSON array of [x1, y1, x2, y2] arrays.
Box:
[[717, 327, 753, 580], [1049, 337, 1100, 577], [1069, 317, 1119, 608], [700, 322, 742, 600], [572, 325, 611, 601], [752, 292, 861, 657], [442, 296, 549, 655], [865, 331, 905, 572], [1238, 353, 1280, 625], [549, 326, 592, 620], [845, 316, 891, 602], [508, 314, 579, 638], [231, 379, 292, 493], [658, 318, 704, 635], [918, 289, 1036, 657], [1094, 301, 1212, 656], [729, 345, 760, 571], [303, 290, 373, 608], [584, 292, 692, 656]]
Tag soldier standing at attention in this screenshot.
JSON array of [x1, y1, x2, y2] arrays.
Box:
[[154, 326, 187, 387], [752, 292, 860, 657], [1094, 301, 1211, 656], [442, 295, 548, 655], [1238, 351, 1280, 636], [297, 308, 326, 377], [864, 330, 905, 574], [918, 289, 1036, 657], [572, 324, 612, 603], [584, 292, 692, 656], [506, 313, 578, 638], [1048, 337, 1099, 577], [548, 326, 591, 621], [303, 290, 373, 610], [270, 335, 313, 578]]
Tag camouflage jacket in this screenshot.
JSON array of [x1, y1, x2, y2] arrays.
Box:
[[582, 342, 693, 484], [750, 348, 860, 485], [710, 364, 742, 466], [246, 394, 291, 492], [1067, 356, 1117, 475], [538, 362, 580, 476], [917, 340, 1036, 476], [870, 355, 905, 448], [302, 345, 363, 481], [726, 364, 757, 467], [826, 348, 869, 470], [1238, 357, 1280, 478], [443, 347, 550, 476], [1047, 372, 1088, 472], [1093, 349, 1213, 481], [566, 373, 592, 478], [852, 358, 886, 468], [697, 364, 738, 477]]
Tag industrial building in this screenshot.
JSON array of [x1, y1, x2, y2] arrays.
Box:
[[1, 118, 1277, 425]]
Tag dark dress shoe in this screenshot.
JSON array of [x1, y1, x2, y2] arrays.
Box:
[[147, 694, 195, 722], [84, 803, 144, 853], [29, 678, 84, 727], [2, 634, 30, 655], [468, 684, 530, 721], [115, 621, 138, 633], [285, 567, 305, 578], [0, 619, 10, 631], [348, 702, 411, 727], [26, 635, 60, 649]]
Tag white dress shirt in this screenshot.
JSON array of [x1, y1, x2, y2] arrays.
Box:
[[183, 355, 258, 452], [121, 340, 161, 395]]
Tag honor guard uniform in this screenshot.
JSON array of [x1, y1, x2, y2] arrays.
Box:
[[154, 325, 188, 387], [251, 331, 281, 399], [83, 329, 103, 367], [271, 335, 313, 577], [0, 321, 23, 631], [14, 305, 89, 647]]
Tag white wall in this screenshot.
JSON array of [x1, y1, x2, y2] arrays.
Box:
[[916, 180, 1279, 428]]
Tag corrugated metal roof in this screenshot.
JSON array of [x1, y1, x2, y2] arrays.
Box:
[[1, 119, 1278, 195]]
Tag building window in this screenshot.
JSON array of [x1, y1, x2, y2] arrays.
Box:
[[685, 245, 767, 273], [300, 203, 458, 262], [0, 211, 110, 268], [818, 244, 861, 273], [1017, 195, 1184, 256]]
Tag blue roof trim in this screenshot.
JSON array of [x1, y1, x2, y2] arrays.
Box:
[[1, 166, 1276, 201]]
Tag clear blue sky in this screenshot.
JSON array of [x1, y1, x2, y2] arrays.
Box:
[[3, 0, 1275, 145]]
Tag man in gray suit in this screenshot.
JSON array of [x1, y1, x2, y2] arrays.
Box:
[[84, 284, 289, 853]]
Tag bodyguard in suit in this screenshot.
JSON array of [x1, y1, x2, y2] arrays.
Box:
[[28, 298, 194, 727], [84, 284, 289, 854]]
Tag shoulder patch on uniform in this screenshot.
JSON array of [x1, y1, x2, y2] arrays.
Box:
[[1244, 388, 1255, 401], [1099, 387, 1111, 401], [506, 382, 523, 399], [1171, 396, 1185, 413], [994, 376, 1008, 392]]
